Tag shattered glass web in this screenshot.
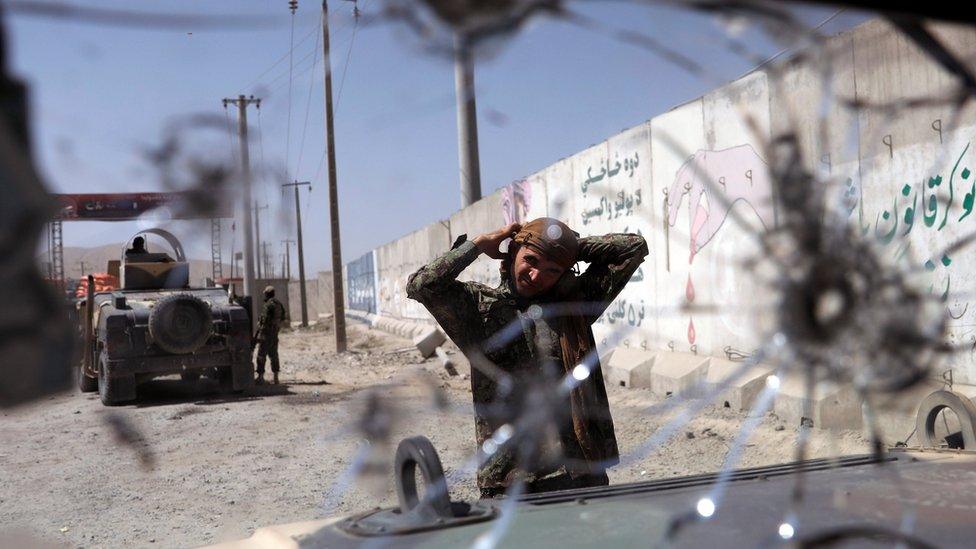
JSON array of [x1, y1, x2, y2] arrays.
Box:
[[9, 0, 975, 546], [307, 2, 976, 546]]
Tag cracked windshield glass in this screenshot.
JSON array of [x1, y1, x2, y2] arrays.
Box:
[[2, 1, 976, 547]]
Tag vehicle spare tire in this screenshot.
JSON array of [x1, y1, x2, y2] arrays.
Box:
[[149, 294, 213, 354]]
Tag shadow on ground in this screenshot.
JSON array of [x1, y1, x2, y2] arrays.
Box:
[[130, 378, 296, 408]]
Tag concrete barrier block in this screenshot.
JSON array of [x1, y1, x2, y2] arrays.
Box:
[[773, 374, 863, 431], [700, 358, 775, 411], [373, 316, 403, 338], [604, 348, 656, 389], [413, 326, 447, 358], [650, 353, 710, 397]]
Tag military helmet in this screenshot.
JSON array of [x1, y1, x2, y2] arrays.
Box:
[[263, 285, 275, 297]]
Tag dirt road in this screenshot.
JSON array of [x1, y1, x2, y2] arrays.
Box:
[[0, 323, 869, 547]]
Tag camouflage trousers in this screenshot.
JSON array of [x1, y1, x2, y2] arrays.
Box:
[[255, 335, 280, 374]]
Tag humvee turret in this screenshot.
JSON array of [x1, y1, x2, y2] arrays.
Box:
[[78, 229, 253, 405]]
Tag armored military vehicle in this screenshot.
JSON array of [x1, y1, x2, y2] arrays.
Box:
[[78, 229, 253, 405], [211, 387, 976, 547], [214, 440, 976, 548]]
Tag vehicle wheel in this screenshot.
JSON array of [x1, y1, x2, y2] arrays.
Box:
[[78, 362, 98, 393], [217, 366, 236, 391], [148, 294, 213, 355], [180, 371, 201, 382], [98, 355, 135, 406]]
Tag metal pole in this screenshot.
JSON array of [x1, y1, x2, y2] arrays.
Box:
[[281, 239, 294, 280], [46, 222, 53, 279], [294, 184, 309, 327], [454, 33, 482, 207], [229, 229, 236, 280], [321, 0, 346, 352], [265, 242, 272, 278], [253, 203, 267, 279], [267, 242, 272, 278], [281, 182, 310, 327], [223, 94, 261, 331]]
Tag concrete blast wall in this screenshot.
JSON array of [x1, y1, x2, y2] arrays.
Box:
[[349, 19, 976, 383], [346, 251, 377, 313], [373, 221, 451, 322], [288, 271, 334, 321]]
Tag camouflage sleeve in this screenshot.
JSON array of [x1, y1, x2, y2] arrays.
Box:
[[406, 239, 483, 349], [576, 234, 649, 324]]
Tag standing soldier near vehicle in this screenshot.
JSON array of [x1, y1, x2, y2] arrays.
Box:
[[255, 285, 286, 385], [407, 217, 648, 498]]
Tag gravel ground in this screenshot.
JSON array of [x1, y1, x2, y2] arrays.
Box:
[[0, 322, 870, 548]]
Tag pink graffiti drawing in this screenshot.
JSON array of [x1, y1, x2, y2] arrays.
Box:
[[667, 144, 774, 345], [501, 179, 532, 225], [667, 144, 775, 262]]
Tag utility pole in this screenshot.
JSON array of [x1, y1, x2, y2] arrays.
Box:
[[222, 94, 261, 330], [78, 260, 88, 277], [281, 239, 295, 279], [282, 181, 310, 327], [229, 228, 237, 280], [321, 0, 346, 351], [46, 223, 53, 279], [262, 241, 272, 279], [253, 202, 268, 279], [454, 33, 482, 207], [233, 252, 242, 281]]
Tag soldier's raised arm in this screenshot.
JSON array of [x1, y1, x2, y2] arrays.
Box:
[[576, 233, 649, 324], [406, 223, 520, 349]]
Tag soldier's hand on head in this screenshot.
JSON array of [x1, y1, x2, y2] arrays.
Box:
[[473, 222, 521, 260]]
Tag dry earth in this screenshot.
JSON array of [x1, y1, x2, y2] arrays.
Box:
[[0, 323, 870, 548]]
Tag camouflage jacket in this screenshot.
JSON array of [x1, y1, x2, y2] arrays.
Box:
[[257, 297, 286, 338], [406, 233, 648, 490]]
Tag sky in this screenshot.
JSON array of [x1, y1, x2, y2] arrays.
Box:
[[9, 0, 869, 275]]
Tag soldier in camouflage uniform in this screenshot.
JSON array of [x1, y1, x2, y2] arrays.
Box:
[[255, 285, 287, 385], [407, 217, 648, 498]]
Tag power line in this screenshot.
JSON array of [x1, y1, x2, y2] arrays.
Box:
[[312, 148, 326, 188], [250, 1, 362, 190], [249, 7, 355, 97], [256, 107, 269, 194], [736, 8, 846, 79], [223, 103, 239, 164], [308, 0, 365, 185], [335, 0, 366, 109], [238, 18, 320, 94], [295, 13, 322, 178], [265, 46, 321, 96], [285, 5, 297, 180]]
